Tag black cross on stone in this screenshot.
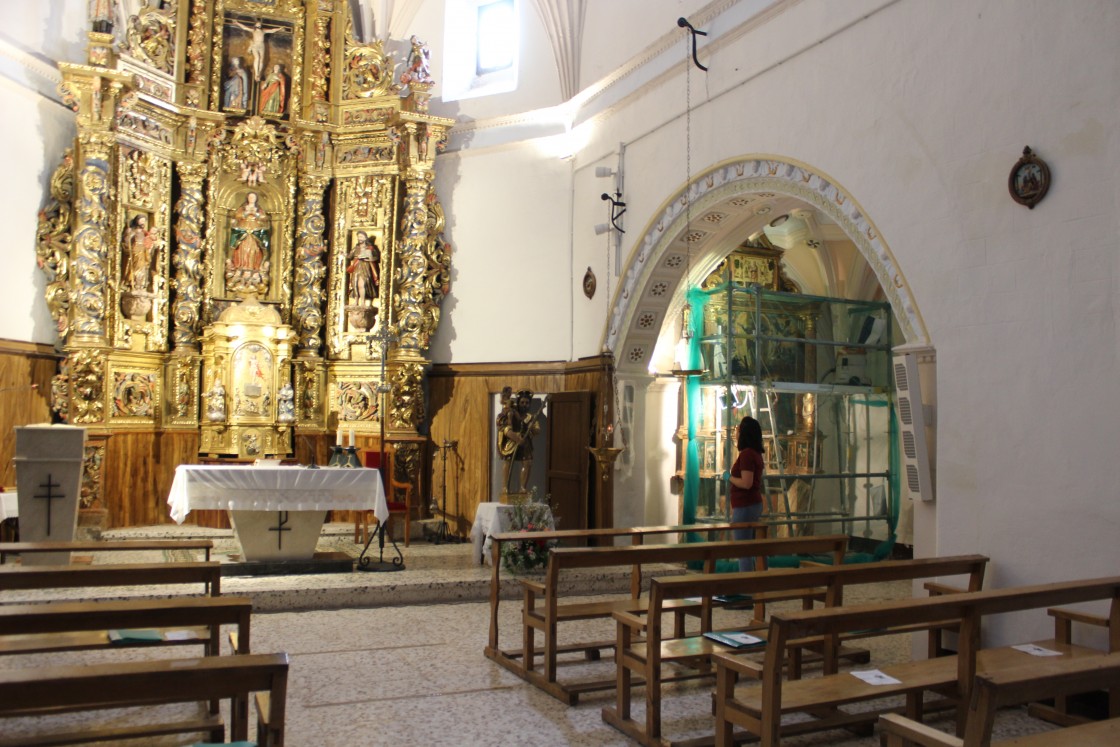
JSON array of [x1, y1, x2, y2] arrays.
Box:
[[34, 474, 65, 537], [269, 511, 292, 550]]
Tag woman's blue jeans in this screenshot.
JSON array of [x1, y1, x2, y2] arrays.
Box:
[[731, 503, 764, 572]]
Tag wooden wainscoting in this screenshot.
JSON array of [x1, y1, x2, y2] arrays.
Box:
[[0, 339, 61, 488], [426, 356, 611, 537]]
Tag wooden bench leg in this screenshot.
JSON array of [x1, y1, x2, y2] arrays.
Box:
[[522, 615, 536, 674], [715, 664, 739, 747]]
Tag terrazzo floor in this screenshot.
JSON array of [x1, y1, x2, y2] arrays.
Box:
[[2, 526, 1072, 746]]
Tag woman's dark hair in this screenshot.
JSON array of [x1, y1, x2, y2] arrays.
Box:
[[737, 416, 764, 453]]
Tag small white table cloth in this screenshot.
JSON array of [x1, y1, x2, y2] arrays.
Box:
[[168, 465, 388, 525], [0, 493, 17, 522], [470, 502, 555, 565]]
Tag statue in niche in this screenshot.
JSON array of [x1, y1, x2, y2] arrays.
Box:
[[277, 381, 295, 423], [347, 231, 380, 305], [120, 213, 159, 319], [258, 64, 288, 116], [175, 367, 191, 417], [345, 231, 380, 331], [206, 380, 226, 422], [225, 192, 271, 295], [122, 214, 157, 293], [497, 388, 545, 495], [223, 57, 250, 110]]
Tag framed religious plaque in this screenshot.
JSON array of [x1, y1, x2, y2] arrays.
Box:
[[1008, 146, 1050, 209]]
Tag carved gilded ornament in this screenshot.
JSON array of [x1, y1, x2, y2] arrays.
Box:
[[342, 37, 397, 99], [224, 116, 286, 188], [335, 380, 378, 422], [389, 362, 425, 430], [71, 147, 113, 337], [81, 444, 105, 509], [293, 174, 330, 354], [124, 2, 177, 75], [36, 150, 76, 340], [71, 350, 107, 424], [112, 371, 159, 418], [171, 162, 207, 349]]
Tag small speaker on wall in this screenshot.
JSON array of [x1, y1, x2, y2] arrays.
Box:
[[894, 353, 933, 502]]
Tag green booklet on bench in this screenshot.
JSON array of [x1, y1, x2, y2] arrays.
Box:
[[714, 593, 752, 605], [703, 631, 764, 648], [109, 629, 164, 643]]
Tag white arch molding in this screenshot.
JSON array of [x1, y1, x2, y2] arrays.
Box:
[[604, 155, 929, 373]]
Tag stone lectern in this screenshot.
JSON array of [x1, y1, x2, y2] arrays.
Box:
[[14, 425, 86, 565]]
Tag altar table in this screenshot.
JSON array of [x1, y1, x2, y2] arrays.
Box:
[[0, 493, 16, 542], [168, 465, 387, 562]]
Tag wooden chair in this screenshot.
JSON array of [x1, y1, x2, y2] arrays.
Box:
[[354, 445, 413, 546]]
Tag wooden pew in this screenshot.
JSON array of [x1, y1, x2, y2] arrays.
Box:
[[879, 652, 1120, 746], [0, 652, 289, 747], [505, 535, 847, 704], [485, 521, 770, 667], [713, 575, 1120, 747], [604, 554, 988, 746], [0, 539, 214, 564], [0, 561, 221, 597], [0, 596, 251, 657]]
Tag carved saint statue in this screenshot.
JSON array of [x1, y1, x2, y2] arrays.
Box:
[[229, 192, 269, 270], [497, 387, 544, 494], [225, 192, 271, 295], [259, 64, 288, 116], [346, 231, 380, 306], [206, 381, 226, 422], [277, 381, 295, 423], [122, 213, 157, 292], [223, 57, 250, 110]]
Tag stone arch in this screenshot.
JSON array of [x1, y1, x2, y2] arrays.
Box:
[[606, 155, 928, 372]]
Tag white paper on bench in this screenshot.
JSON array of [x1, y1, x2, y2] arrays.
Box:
[[1011, 643, 1062, 657], [165, 630, 201, 641], [851, 669, 902, 686]]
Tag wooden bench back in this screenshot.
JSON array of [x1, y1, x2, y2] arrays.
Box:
[[0, 561, 222, 596], [0, 540, 214, 564], [761, 574, 1120, 735], [650, 554, 989, 607], [490, 521, 770, 548], [542, 535, 847, 598], [0, 596, 250, 638], [0, 652, 288, 745], [966, 652, 1120, 744]]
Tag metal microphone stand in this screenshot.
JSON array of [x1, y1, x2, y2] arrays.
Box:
[[430, 439, 463, 544]]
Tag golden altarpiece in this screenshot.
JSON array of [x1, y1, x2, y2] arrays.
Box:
[[35, 1, 451, 526]]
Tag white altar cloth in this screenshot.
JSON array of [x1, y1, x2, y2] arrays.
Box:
[[0, 493, 17, 522], [168, 465, 388, 525]]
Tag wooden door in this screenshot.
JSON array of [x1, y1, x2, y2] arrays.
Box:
[[546, 391, 592, 531]]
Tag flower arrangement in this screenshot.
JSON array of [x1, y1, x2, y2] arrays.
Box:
[[499, 491, 557, 574]]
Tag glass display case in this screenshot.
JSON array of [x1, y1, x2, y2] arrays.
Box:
[[675, 247, 897, 541]]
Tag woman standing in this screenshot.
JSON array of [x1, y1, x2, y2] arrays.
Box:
[[728, 416, 765, 571]]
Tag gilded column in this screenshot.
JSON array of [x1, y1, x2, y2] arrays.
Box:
[[69, 131, 115, 342], [394, 174, 432, 351], [171, 162, 207, 350], [293, 174, 330, 356]]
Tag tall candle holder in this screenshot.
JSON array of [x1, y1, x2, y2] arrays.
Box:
[[327, 445, 345, 467]]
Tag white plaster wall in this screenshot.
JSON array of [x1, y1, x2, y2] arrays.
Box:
[[0, 4, 85, 345], [429, 145, 572, 363]]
